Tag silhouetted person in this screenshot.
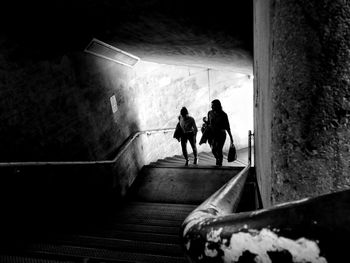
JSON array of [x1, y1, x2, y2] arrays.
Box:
[[207, 99, 233, 166], [179, 107, 198, 166]]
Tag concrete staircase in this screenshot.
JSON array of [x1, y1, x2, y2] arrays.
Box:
[[0, 152, 249, 263], [149, 151, 249, 167]]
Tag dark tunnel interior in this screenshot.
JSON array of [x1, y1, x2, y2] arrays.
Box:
[[0, 0, 255, 260], [0, 0, 253, 70]]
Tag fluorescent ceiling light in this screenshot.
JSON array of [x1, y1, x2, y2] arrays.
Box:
[[85, 38, 140, 67]]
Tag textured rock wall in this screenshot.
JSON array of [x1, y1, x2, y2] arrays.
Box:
[[270, 0, 350, 203], [0, 38, 87, 161], [72, 53, 139, 161]]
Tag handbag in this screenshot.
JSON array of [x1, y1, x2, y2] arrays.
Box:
[[227, 143, 237, 162], [173, 122, 183, 142], [199, 126, 208, 145]]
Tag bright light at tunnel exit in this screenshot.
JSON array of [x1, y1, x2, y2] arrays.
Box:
[[97, 56, 253, 152], [130, 60, 253, 150]]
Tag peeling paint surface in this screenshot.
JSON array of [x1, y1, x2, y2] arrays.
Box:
[[204, 228, 224, 257], [205, 242, 219, 257], [183, 211, 215, 237], [221, 228, 327, 263], [207, 228, 223, 242]]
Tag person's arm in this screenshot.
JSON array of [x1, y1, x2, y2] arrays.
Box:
[[225, 114, 234, 145], [192, 117, 198, 134], [227, 129, 234, 145], [207, 112, 211, 126]]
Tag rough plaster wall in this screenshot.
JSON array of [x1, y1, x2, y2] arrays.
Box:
[[73, 54, 139, 160], [131, 62, 208, 130], [253, 0, 272, 207], [270, 0, 350, 203], [0, 38, 88, 161], [0, 35, 143, 162], [0, 35, 142, 162]]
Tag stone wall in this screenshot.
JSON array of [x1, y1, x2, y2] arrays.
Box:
[[255, 0, 350, 204], [0, 38, 87, 161]]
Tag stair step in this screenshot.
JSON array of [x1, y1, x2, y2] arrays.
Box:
[[26, 243, 187, 263], [197, 155, 215, 161], [0, 254, 78, 263], [163, 157, 184, 162], [125, 201, 197, 209], [81, 230, 181, 244], [45, 235, 184, 256], [153, 160, 184, 165], [111, 215, 185, 226], [0, 149, 255, 263], [102, 223, 180, 235], [115, 207, 193, 221], [131, 167, 241, 203], [150, 150, 248, 167]]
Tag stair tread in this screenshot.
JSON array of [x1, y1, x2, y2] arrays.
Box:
[[115, 206, 193, 218], [151, 151, 249, 167], [122, 201, 196, 211], [76, 230, 181, 244], [144, 164, 242, 169], [42, 235, 183, 256], [26, 243, 188, 263], [101, 223, 180, 235], [109, 215, 186, 226], [131, 166, 242, 204], [0, 149, 255, 263], [0, 254, 77, 263], [126, 201, 197, 207]]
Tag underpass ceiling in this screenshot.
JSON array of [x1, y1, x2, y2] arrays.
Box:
[[2, 0, 253, 73]]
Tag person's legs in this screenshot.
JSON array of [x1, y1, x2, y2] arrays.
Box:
[[188, 133, 198, 164], [181, 136, 189, 165], [216, 132, 226, 166], [211, 139, 219, 160]]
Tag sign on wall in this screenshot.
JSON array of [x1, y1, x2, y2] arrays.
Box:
[[110, 95, 118, 113]]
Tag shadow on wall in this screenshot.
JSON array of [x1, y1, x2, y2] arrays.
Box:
[[0, 38, 92, 162], [0, 35, 141, 162]]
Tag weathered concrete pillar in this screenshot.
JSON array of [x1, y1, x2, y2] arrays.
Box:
[[254, 0, 350, 205]]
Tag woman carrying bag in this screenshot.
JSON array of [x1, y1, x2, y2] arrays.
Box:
[[207, 99, 234, 166]]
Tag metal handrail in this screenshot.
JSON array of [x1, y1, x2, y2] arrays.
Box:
[[181, 130, 334, 262], [183, 130, 253, 217], [182, 180, 348, 262], [181, 130, 253, 237], [181, 130, 254, 261], [181, 163, 251, 261], [0, 128, 175, 167]]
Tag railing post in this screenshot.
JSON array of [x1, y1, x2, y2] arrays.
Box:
[[248, 130, 252, 164]]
